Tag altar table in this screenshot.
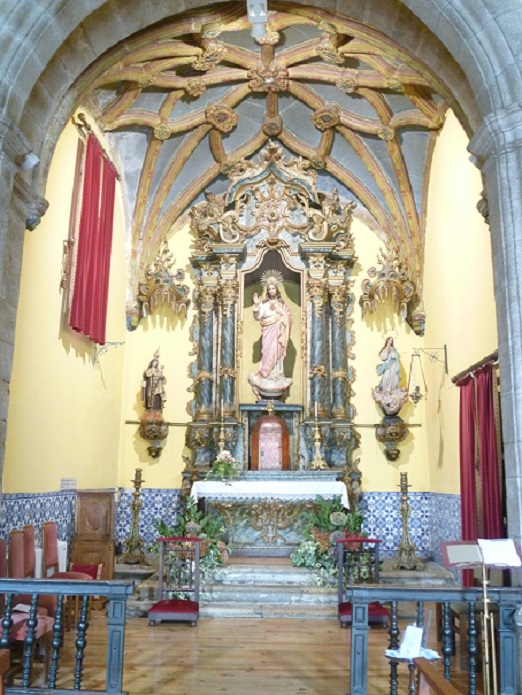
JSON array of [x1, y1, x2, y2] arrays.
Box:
[[190, 479, 349, 508], [190, 478, 349, 555]]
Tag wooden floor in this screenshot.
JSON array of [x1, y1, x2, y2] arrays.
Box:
[[47, 611, 478, 695]]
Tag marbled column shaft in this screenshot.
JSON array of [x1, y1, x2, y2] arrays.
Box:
[[330, 285, 348, 418], [196, 285, 216, 419], [308, 278, 327, 415]]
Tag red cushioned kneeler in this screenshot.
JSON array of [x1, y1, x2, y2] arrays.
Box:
[[148, 598, 199, 624], [148, 537, 201, 627], [338, 601, 390, 627]]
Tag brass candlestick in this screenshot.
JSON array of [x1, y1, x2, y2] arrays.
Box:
[[118, 468, 148, 565], [310, 417, 327, 470], [393, 472, 424, 570]]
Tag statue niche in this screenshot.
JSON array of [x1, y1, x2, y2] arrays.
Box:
[[248, 269, 293, 401], [251, 414, 290, 471]]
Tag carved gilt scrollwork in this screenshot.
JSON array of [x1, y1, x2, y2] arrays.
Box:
[[220, 278, 239, 317], [307, 277, 327, 319], [360, 244, 415, 321], [309, 365, 327, 379], [192, 37, 225, 71], [189, 142, 356, 249], [137, 240, 190, 319], [247, 62, 288, 92], [249, 500, 302, 544], [197, 283, 217, 324], [316, 22, 346, 65], [329, 285, 348, 326]]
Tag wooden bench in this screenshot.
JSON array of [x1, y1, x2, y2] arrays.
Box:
[[414, 657, 463, 695], [0, 649, 9, 695]]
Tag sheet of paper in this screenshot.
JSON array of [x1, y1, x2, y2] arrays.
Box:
[[478, 538, 522, 567], [398, 625, 424, 659]]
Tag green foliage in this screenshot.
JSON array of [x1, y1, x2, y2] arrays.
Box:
[[302, 495, 364, 534], [302, 495, 346, 532], [290, 539, 338, 586], [152, 496, 230, 575], [291, 495, 366, 586]]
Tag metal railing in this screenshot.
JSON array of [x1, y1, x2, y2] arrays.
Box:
[[345, 584, 522, 695], [0, 577, 133, 694]]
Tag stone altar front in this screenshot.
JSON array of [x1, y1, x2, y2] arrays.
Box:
[[191, 471, 348, 556]]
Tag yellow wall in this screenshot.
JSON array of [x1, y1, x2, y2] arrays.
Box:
[[349, 219, 426, 493], [119, 222, 194, 490], [422, 110, 497, 494], [4, 117, 127, 492]]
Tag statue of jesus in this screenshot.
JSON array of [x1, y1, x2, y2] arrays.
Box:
[[248, 271, 293, 401]]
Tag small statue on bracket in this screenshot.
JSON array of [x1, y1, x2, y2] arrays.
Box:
[[139, 349, 169, 458], [372, 337, 408, 416], [142, 352, 167, 412], [372, 337, 409, 461]]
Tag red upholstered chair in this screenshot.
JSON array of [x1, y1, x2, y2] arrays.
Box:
[[7, 527, 54, 619], [7, 531, 24, 581], [148, 537, 201, 627], [0, 538, 7, 581], [23, 525, 38, 578], [3, 531, 54, 680], [42, 522, 94, 631], [337, 537, 390, 628]]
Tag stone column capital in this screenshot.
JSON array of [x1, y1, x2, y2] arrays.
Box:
[[469, 103, 522, 169]]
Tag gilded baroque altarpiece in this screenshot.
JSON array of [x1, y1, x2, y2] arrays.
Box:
[[182, 142, 360, 488]]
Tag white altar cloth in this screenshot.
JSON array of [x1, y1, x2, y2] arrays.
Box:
[[190, 479, 349, 508]]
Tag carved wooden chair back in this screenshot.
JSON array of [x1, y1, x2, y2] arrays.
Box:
[[8, 530, 24, 579], [23, 525, 37, 579], [0, 539, 6, 579], [42, 522, 60, 576]]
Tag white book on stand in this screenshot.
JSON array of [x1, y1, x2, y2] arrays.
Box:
[[477, 538, 522, 567], [441, 538, 522, 569]]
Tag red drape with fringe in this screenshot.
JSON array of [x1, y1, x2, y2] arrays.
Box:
[[458, 375, 478, 586], [69, 134, 117, 345], [475, 364, 503, 539]]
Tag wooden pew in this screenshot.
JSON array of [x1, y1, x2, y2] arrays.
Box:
[[0, 649, 10, 694], [414, 658, 463, 695]]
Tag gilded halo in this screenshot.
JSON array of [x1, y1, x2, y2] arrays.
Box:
[[260, 269, 285, 289]]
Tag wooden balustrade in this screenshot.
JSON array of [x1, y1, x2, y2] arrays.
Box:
[[345, 584, 522, 695], [0, 577, 133, 694]]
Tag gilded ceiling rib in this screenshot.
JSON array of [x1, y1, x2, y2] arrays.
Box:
[[78, 2, 454, 308]]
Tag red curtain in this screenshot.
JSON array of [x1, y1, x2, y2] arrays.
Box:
[[457, 375, 477, 586], [69, 134, 117, 345], [475, 364, 503, 539]]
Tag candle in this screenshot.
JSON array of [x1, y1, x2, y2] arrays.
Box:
[[315, 401, 318, 419], [221, 398, 224, 420]]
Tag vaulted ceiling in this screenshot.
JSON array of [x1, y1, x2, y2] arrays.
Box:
[[76, 2, 460, 301]]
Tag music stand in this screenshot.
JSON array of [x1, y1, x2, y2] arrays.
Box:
[[440, 539, 522, 695]]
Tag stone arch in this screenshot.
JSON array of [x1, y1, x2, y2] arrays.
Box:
[[2, 2, 522, 548]]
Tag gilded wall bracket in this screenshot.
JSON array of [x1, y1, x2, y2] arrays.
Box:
[[360, 244, 415, 323], [135, 240, 190, 325]]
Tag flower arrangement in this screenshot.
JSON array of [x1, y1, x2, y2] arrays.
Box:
[[206, 449, 238, 484], [291, 495, 366, 586], [152, 496, 230, 575]]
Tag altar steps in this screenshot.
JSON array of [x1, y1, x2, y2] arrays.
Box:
[[200, 562, 338, 620], [118, 556, 453, 621]]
